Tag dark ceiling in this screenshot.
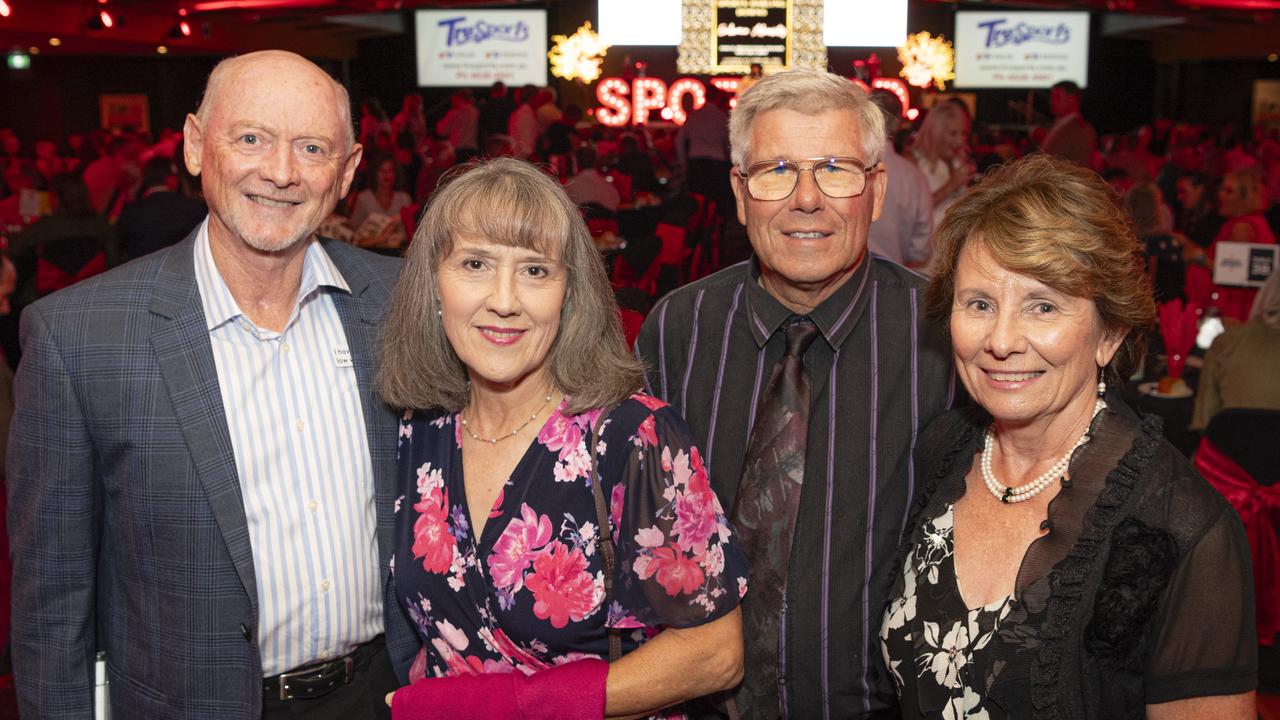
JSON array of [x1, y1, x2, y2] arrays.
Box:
[[0, 0, 1276, 61]]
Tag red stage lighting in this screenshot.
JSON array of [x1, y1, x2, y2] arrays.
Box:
[[178, 19, 191, 35], [0, 1, 11, 18], [99, 9, 114, 28]]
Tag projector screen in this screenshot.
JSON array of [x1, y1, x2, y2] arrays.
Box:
[[824, 0, 907, 48], [598, 0, 682, 45], [415, 9, 547, 87], [954, 11, 1090, 89]]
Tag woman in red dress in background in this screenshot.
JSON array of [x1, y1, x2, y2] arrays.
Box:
[[1186, 165, 1277, 322]]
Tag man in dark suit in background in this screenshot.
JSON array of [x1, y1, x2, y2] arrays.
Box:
[[115, 154, 208, 261], [7, 50, 416, 719], [1041, 80, 1097, 168]]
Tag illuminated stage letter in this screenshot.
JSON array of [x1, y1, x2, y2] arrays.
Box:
[[595, 77, 632, 127]]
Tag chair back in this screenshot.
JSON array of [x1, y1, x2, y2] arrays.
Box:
[[1205, 408, 1280, 486]]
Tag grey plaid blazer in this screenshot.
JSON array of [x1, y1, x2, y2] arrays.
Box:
[[6, 231, 420, 719]]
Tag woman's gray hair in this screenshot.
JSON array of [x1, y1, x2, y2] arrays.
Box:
[[728, 68, 885, 170], [377, 157, 644, 414]]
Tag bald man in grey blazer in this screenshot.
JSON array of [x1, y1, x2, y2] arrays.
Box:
[[7, 51, 417, 720]]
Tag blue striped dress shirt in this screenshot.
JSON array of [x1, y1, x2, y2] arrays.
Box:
[[193, 221, 383, 677]]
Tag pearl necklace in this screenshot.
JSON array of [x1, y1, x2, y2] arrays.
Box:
[[460, 394, 554, 445], [982, 399, 1106, 504]]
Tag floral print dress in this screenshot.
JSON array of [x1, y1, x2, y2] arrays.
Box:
[[392, 394, 749, 701], [880, 505, 1049, 720]]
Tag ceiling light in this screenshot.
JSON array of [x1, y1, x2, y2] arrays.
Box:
[[0, 1, 11, 18], [48, 37, 61, 46]]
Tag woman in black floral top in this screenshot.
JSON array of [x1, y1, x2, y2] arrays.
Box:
[[880, 155, 1256, 720]]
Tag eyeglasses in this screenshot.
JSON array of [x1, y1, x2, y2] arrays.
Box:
[[735, 156, 882, 201]]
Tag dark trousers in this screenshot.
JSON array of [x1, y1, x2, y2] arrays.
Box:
[[261, 648, 399, 720]]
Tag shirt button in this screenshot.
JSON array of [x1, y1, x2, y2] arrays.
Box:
[[295, 420, 305, 431], [309, 500, 318, 512], [282, 342, 290, 353], [321, 579, 331, 592]]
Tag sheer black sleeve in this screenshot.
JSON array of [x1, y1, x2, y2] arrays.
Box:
[[1144, 506, 1257, 704]]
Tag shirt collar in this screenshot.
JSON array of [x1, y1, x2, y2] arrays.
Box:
[[193, 218, 351, 332], [743, 253, 874, 350]]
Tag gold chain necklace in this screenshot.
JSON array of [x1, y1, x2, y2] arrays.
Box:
[[459, 393, 554, 445]]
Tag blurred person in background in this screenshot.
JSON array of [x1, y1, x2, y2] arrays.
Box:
[[1186, 165, 1277, 322], [1191, 269, 1280, 431], [1125, 182, 1185, 304], [508, 85, 539, 160], [1041, 80, 1097, 168], [436, 90, 480, 165], [563, 146, 620, 214], [866, 89, 933, 270], [7, 172, 116, 305], [676, 85, 732, 214], [1175, 171, 1223, 250], [360, 97, 393, 149], [909, 99, 974, 229], [351, 154, 413, 232], [115, 155, 207, 261], [392, 92, 428, 147]]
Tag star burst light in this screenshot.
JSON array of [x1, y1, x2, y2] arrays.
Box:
[[549, 21, 610, 84], [897, 32, 955, 91]]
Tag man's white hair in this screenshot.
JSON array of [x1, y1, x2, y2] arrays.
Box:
[[728, 68, 885, 170]]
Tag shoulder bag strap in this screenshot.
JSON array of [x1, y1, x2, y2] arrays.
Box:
[[589, 404, 622, 662]]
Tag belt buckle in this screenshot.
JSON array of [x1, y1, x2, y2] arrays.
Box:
[[276, 655, 356, 701]]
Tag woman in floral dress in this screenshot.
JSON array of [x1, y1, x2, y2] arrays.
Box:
[[880, 155, 1256, 719], [377, 157, 748, 719]]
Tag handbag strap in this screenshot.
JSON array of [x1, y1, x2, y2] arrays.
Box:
[[588, 404, 623, 662]]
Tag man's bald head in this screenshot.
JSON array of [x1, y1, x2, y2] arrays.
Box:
[[196, 50, 355, 150]]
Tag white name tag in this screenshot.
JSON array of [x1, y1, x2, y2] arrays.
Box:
[[333, 346, 353, 368]]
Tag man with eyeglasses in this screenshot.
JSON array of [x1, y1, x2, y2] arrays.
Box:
[[637, 69, 957, 720]]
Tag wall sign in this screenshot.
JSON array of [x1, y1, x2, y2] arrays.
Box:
[[678, 0, 826, 75], [1214, 242, 1278, 288], [414, 9, 548, 87], [953, 11, 1089, 89], [715, 0, 790, 71], [99, 95, 149, 133]]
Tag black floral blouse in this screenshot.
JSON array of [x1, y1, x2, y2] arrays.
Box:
[[879, 401, 1257, 720], [880, 505, 1051, 719]]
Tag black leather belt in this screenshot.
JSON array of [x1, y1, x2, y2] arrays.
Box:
[[262, 635, 385, 702]]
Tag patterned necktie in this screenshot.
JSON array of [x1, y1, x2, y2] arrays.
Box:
[[730, 317, 819, 719]]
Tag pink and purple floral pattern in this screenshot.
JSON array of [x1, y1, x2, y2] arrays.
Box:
[[393, 395, 748, 685]]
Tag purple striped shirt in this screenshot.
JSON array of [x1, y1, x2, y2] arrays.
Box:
[[636, 256, 955, 719]]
